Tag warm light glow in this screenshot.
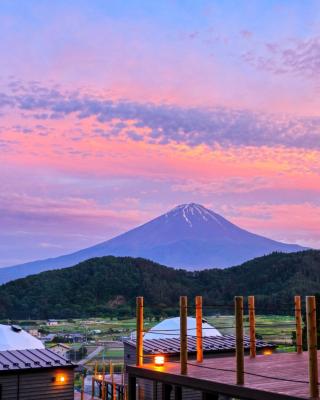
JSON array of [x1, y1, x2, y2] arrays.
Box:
[[56, 374, 66, 383], [263, 349, 273, 356], [98, 374, 103, 380], [154, 355, 165, 366]]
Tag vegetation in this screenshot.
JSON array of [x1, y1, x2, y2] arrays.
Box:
[[0, 250, 319, 319]]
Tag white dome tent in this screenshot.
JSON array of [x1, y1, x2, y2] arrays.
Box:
[[142, 317, 221, 340], [0, 325, 44, 351]]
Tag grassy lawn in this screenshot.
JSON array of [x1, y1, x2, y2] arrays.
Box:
[[206, 314, 296, 345]]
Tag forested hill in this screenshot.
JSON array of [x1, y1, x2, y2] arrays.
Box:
[[0, 250, 319, 319]]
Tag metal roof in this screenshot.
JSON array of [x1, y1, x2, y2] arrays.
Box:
[[125, 335, 275, 355], [0, 348, 75, 372]]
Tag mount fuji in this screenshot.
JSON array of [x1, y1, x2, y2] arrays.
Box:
[[0, 203, 306, 283]]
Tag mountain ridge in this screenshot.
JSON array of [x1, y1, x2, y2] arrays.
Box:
[[0, 250, 318, 319], [0, 203, 306, 283]]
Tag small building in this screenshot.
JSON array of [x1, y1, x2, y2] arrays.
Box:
[[64, 333, 85, 343], [0, 325, 44, 351], [50, 343, 71, 359], [27, 328, 41, 338], [46, 319, 59, 326], [42, 333, 57, 343], [0, 348, 75, 399]]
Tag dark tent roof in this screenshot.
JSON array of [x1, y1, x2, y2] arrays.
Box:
[[125, 334, 275, 355]]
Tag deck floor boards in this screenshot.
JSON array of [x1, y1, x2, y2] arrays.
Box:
[[127, 351, 320, 399]]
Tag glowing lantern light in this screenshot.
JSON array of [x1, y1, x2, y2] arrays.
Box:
[[98, 374, 103, 380], [154, 355, 165, 366], [263, 349, 273, 356], [54, 374, 66, 384]]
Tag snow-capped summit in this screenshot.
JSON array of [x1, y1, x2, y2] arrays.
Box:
[[0, 203, 306, 283], [165, 203, 228, 228]]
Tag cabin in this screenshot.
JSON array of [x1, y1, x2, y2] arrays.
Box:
[[0, 348, 75, 399]]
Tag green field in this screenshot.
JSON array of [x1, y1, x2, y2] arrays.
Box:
[[17, 315, 296, 343], [206, 314, 296, 348], [16, 314, 297, 371]]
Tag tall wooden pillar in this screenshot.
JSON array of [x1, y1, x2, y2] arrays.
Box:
[[306, 296, 319, 398], [81, 374, 85, 400], [248, 296, 256, 358], [180, 296, 188, 375], [196, 296, 203, 363], [295, 295, 303, 354], [235, 296, 244, 385], [136, 296, 144, 366]]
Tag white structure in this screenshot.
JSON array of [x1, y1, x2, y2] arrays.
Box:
[[0, 325, 45, 351], [46, 319, 59, 326], [142, 317, 222, 340]]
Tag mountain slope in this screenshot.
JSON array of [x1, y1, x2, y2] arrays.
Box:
[[0, 203, 306, 283], [0, 251, 319, 319]]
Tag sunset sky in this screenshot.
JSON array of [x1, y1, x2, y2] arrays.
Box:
[[1, 0, 320, 266]]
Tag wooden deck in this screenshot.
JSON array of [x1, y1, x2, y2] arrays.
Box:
[[127, 351, 320, 399]]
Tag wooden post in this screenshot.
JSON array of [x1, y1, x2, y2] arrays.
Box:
[[110, 361, 116, 400], [136, 296, 144, 367], [162, 384, 172, 400], [235, 296, 244, 385], [81, 374, 85, 400], [92, 361, 97, 399], [295, 295, 303, 354], [128, 374, 136, 400], [101, 364, 106, 400], [306, 296, 319, 399], [180, 296, 188, 375], [174, 386, 182, 400], [248, 296, 256, 358], [196, 296, 203, 363], [91, 376, 95, 399]]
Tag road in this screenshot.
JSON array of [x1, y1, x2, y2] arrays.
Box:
[[78, 345, 104, 365]]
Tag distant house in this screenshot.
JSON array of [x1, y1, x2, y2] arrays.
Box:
[[42, 333, 57, 343], [26, 328, 40, 338], [50, 343, 71, 359], [64, 333, 85, 343], [90, 329, 102, 335], [0, 348, 75, 399], [46, 319, 59, 326]]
